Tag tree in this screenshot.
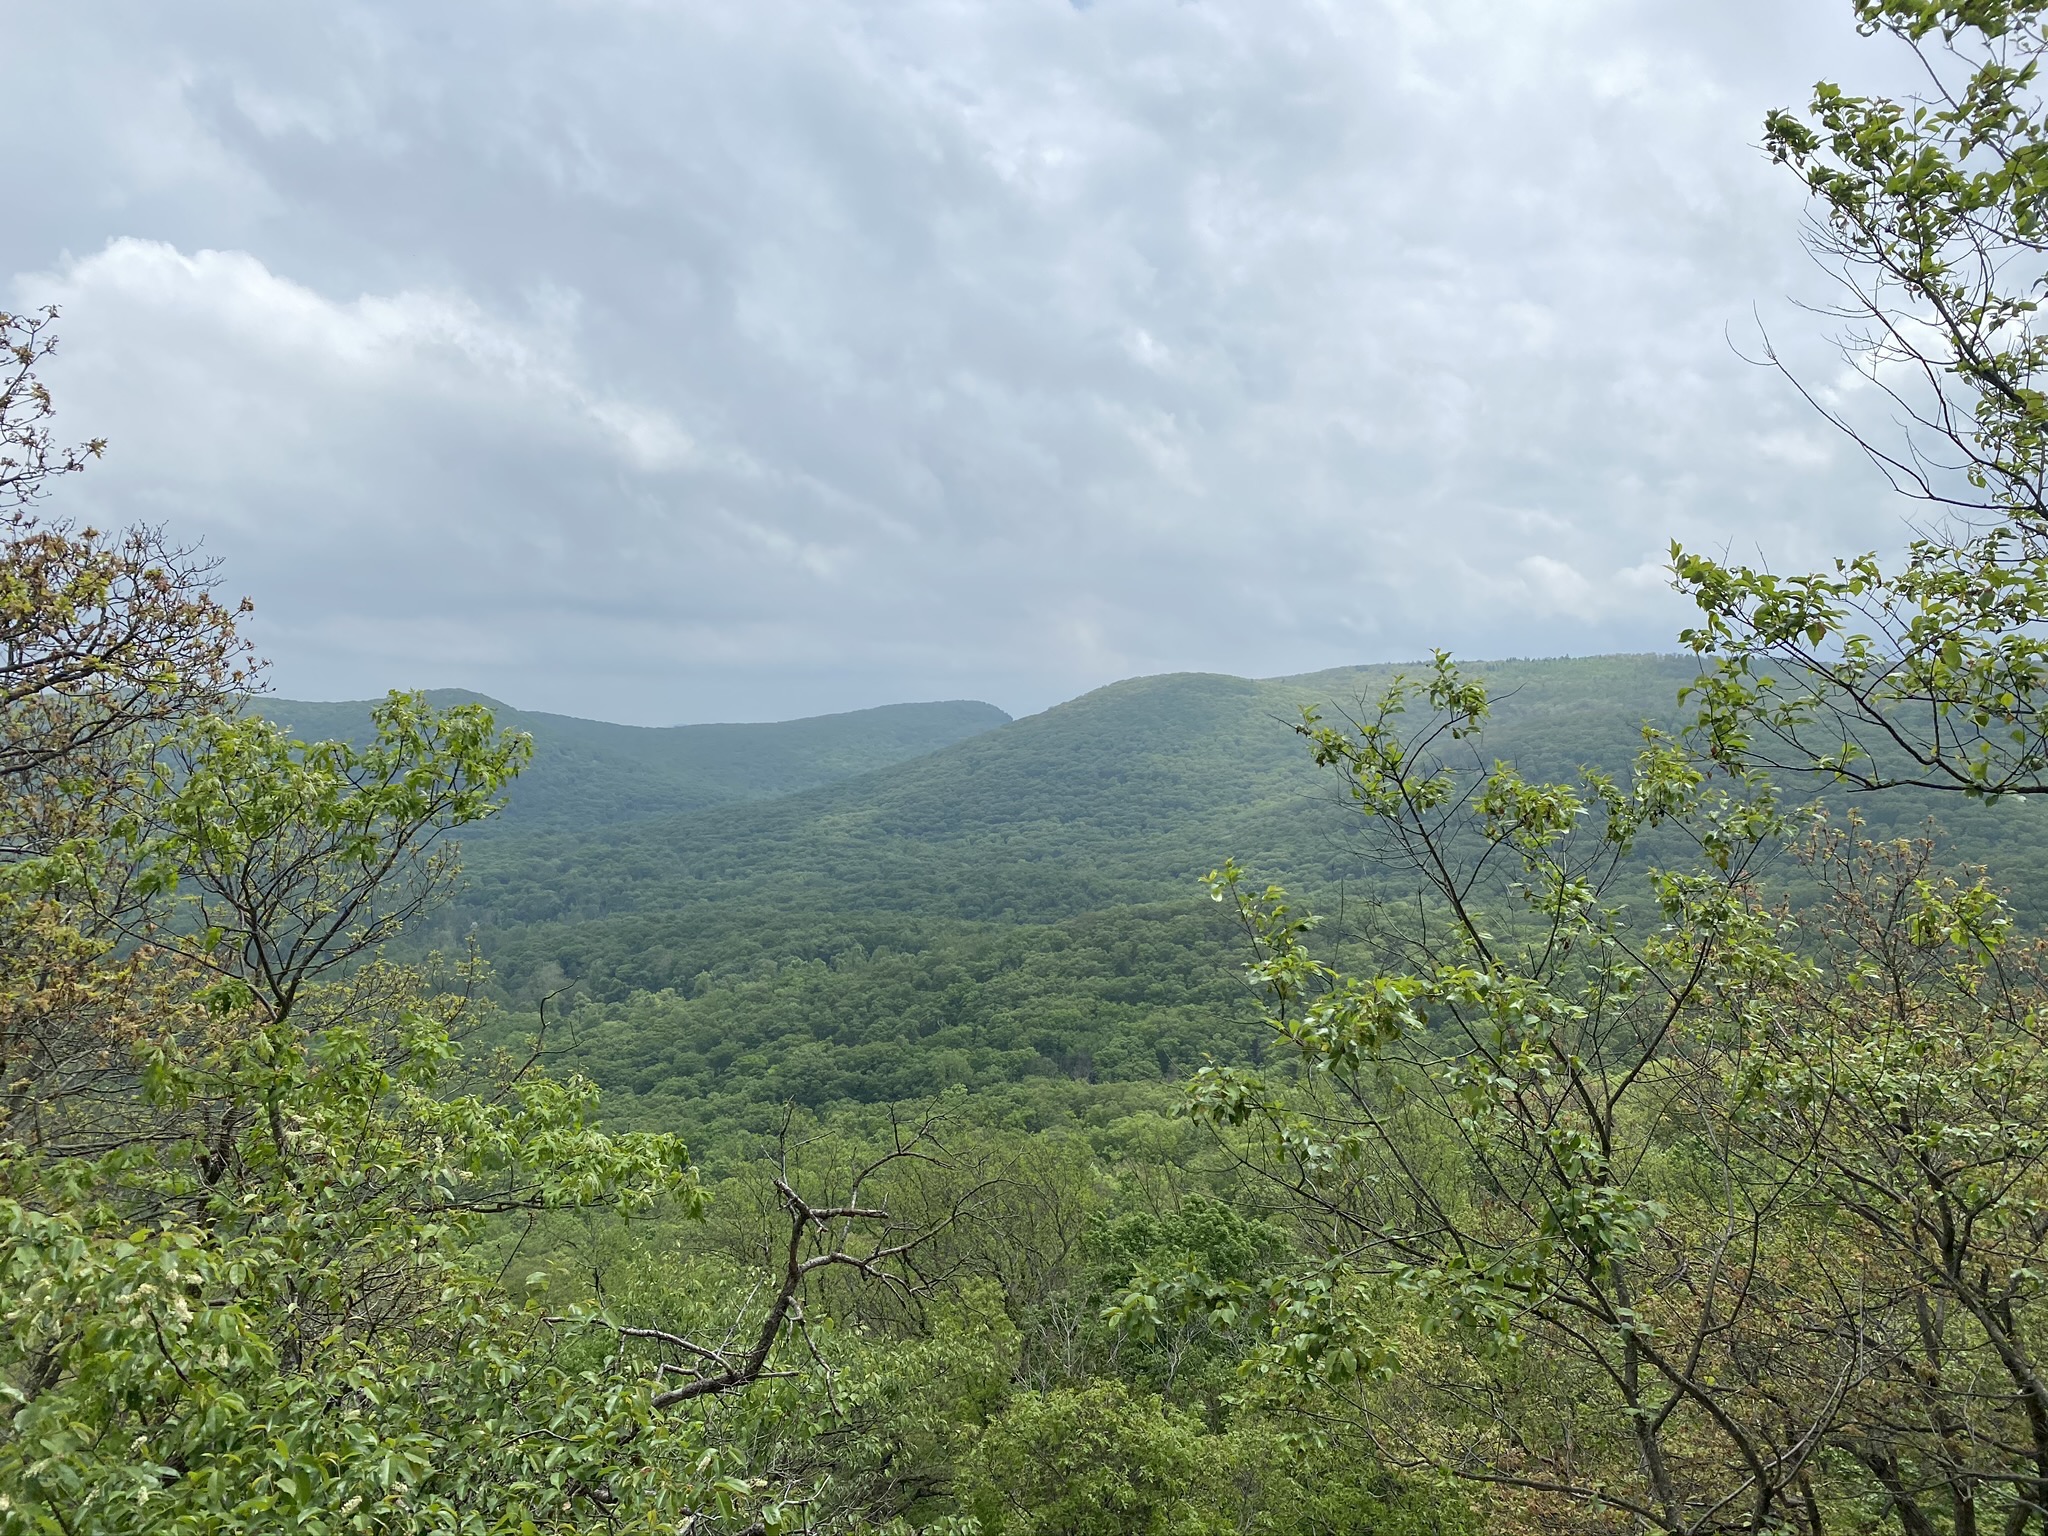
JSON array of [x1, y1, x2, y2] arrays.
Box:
[[1716, 823, 2048, 1536], [962, 1379, 1218, 1536], [0, 688, 718, 1534], [1159, 660, 1861, 1535], [1677, 2, 2048, 799], [0, 321, 958, 1535], [0, 307, 254, 797], [1087, 1193, 1286, 1407], [1169, 646, 2048, 1536], [1, 308, 100, 511]]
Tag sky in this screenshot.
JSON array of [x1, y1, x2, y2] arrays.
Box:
[[10, 0, 1913, 724]]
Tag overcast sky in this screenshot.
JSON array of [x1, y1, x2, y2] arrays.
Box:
[[10, 1, 1909, 723]]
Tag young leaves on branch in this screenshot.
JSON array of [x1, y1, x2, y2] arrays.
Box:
[[1677, 2, 2048, 798]]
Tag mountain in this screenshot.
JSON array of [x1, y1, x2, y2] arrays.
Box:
[[354, 655, 2048, 1138], [451, 655, 1711, 974], [447, 649, 2048, 1002], [256, 689, 1012, 838]]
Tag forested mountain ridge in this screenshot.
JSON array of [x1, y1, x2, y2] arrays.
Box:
[[392, 651, 2048, 1142], [452, 653, 1708, 942], [256, 689, 1010, 837], [445, 651, 2048, 990]]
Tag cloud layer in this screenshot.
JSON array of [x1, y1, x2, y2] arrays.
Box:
[[10, 0, 1903, 722]]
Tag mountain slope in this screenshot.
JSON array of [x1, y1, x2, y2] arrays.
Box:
[[257, 690, 1011, 837], [454, 652, 2048, 994], [429, 652, 2048, 1134], [450, 656, 1715, 994]]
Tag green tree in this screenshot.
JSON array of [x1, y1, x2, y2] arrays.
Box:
[[1170, 661, 1852, 1535], [962, 1379, 1219, 1536], [1714, 823, 2048, 1535], [0, 323, 956, 1534], [0, 694, 721, 1534], [1088, 1193, 1285, 1407], [1676, 2, 2048, 798], [1180, 656, 2048, 1535]]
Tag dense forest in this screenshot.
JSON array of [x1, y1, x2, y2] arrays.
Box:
[[259, 657, 2048, 1149], [21, 4, 2048, 1533], [255, 691, 1012, 843]]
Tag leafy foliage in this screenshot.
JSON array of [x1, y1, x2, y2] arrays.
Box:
[[1677, 2, 2048, 799]]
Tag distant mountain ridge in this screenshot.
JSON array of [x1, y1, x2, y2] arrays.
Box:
[[445, 655, 1725, 993], [315, 653, 2048, 1135], [255, 689, 1012, 838]]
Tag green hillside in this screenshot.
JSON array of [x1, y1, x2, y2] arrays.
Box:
[[257, 689, 1010, 838], [373, 653, 2048, 1140], [455, 654, 1708, 948]]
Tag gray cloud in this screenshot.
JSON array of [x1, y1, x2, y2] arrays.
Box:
[[9, 0, 1909, 722]]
